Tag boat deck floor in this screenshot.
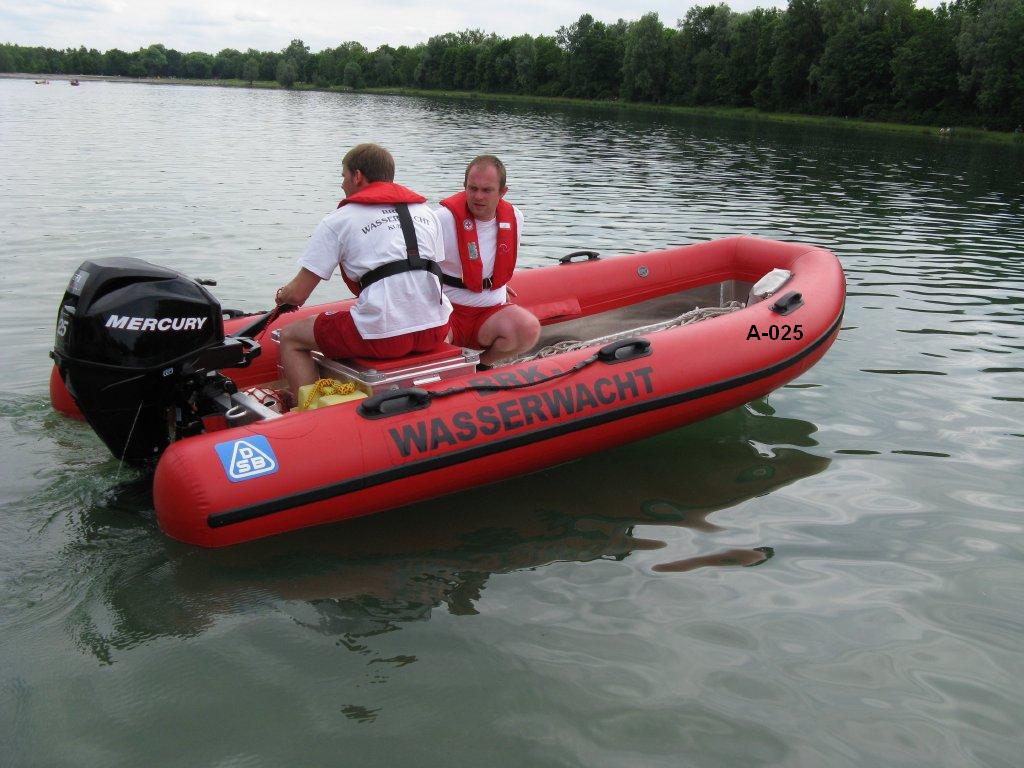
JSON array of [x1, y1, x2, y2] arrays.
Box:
[[533, 280, 750, 349]]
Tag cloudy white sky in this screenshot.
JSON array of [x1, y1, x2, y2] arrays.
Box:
[[0, 0, 934, 54]]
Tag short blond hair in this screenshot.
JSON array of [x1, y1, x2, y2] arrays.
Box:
[[343, 143, 395, 182]]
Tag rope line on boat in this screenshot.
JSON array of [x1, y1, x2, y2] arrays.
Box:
[[429, 354, 602, 399]]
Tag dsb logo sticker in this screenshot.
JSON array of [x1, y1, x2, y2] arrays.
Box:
[[215, 436, 279, 482]]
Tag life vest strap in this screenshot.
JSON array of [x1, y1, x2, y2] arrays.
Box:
[[395, 202, 420, 260], [441, 274, 493, 291], [360, 259, 443, 290]]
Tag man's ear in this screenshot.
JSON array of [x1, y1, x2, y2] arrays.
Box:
[[500, 186, 509, 198]]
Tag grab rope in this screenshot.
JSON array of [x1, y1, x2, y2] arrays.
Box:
[[429, 353, 603, 400]]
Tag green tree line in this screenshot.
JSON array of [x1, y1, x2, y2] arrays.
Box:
[[3, 0, 1022, 130]]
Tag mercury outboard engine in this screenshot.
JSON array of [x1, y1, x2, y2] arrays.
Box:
[[52, 258, 259, 468]]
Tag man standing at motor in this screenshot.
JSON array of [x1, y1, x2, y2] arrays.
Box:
[[436, 155, 540, 365], [275, 143, 451, 395]]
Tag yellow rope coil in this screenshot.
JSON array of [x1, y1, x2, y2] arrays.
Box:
[[299, 378, 356, 411]]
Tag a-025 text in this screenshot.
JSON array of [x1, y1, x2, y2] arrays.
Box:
[[746, 324, 804, 341]]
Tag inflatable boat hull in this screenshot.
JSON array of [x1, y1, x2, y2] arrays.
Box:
[[151, 237, 844, 546]]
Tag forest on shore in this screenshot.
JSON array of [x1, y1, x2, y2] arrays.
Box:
[[3, 0, 1022, 131]]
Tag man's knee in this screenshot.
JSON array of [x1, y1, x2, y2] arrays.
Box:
[[517, 309, 541, 346], [504, 306, 540, 348], [482, 306, 539, 352], [279, 324, 302, 350]]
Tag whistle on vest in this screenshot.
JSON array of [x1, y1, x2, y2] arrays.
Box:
[[468, 242, 480, 260]]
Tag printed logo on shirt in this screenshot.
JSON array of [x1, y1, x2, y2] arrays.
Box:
[[463, 218, 474, 231]]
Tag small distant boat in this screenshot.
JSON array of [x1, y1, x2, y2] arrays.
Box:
[[35, 79, 50, 85], [70, 79, 80, 86]]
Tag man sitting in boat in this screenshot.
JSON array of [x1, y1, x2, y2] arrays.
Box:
[[436, 155, 540, 366], [274, 143, 452, 397]]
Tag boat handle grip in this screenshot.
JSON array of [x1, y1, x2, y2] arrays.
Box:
[[358, 387, 432, 419], [770, 291, 804, 316], [598, 338, 652, 363], [559, 250, 601, 264]]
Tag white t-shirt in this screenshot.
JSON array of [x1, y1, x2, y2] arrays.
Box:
[[299, 202, 452, 339], [435, 204, 525, 308]]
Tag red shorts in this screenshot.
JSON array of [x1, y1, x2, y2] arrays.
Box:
[[448, 303, 507, 349], [313, 309, 449, 359]]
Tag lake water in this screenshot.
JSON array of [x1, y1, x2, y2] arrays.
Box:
[[1, 78, 1022, 767]]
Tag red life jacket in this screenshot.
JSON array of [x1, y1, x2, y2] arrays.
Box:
[[334, 182, 430, 296], [438, 191, 517, 292]]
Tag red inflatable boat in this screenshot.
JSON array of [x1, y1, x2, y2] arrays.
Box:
[[51, 236, 844, 547]]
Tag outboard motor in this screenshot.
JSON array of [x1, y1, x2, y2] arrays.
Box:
[[52, 258, 258, 468]]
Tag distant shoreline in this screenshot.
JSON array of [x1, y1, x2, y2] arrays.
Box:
[[6, 72, 1021, 146]]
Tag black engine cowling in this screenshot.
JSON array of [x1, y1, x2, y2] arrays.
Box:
[[52, 257, 250, 467]]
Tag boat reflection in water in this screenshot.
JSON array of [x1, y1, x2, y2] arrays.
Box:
[[61, 401, 829, 663]]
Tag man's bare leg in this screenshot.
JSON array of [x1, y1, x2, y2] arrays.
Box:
[[278, 316, 321, 395]]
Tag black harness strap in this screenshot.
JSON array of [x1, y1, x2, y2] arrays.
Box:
[[361, 258, 443, 287], [441, 274, 493, 291], [395, 202, 421, 261], [359, 203, 443, 291]]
